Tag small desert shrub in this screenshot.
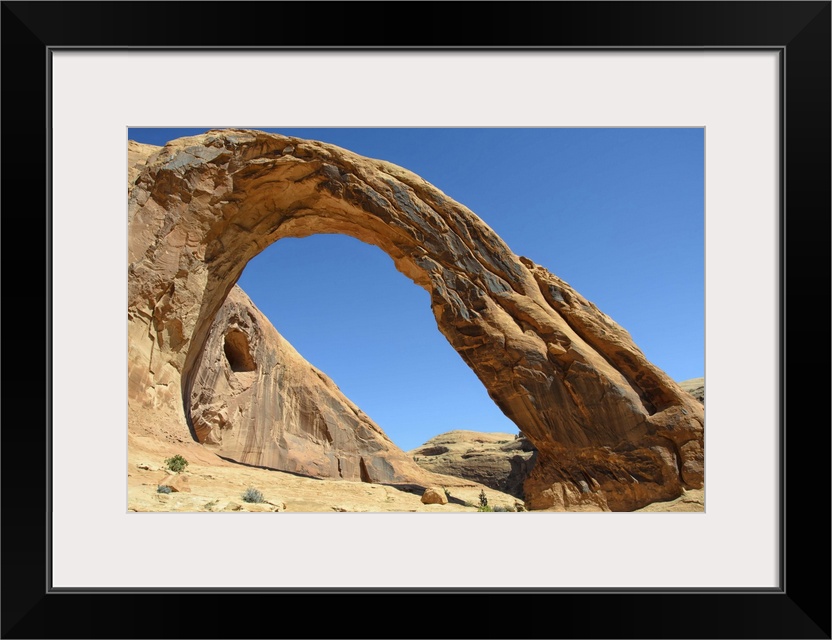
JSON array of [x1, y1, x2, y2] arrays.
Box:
[[164, 455, 188, 473], [242, 487, 264, 503], [493, 505, 515, 512], [476, 489, 494, 511], [156, 485, 172, 494], [204, 500, 218, 510]]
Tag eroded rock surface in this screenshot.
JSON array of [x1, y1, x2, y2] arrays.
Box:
[[128, 140, 162, 186], [190, 285, 434, 484], [409, 430, 537, 499], [128, 129, 704, 511]]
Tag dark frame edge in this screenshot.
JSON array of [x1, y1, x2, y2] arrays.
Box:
[[2, 2, 829, 639], [780, 3, 831, 633], [2, 3, 51, 638]]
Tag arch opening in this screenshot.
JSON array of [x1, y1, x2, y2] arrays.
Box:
[[231, 233, 519, 452], [186, 232, 523, 484]]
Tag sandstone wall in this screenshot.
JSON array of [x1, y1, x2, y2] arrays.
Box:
[[190, 285, 432, 484]]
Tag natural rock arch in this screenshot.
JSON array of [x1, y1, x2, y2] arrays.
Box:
[[128, 130, 703, 511]]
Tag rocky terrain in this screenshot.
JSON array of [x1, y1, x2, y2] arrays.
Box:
[[127, 447, 524, 513], [127, 441, 700, 513], [128, 130, 704, 512], [409, 430, 537, 499]]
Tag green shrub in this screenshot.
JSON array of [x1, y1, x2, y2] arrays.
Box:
[[157, 485, 172, 494], [477, 504, 493, 512], [478, 489, 488, 509], [242, 487, 264, 503], [164, 454, 188, 473]]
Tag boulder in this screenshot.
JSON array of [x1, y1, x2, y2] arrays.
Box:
[[421, 487, 448, 505], [158, 473, 190, 493]]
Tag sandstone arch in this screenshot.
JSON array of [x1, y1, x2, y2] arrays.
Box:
[[128, 130, 703, 511]]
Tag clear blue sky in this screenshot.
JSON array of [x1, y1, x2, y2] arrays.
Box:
[[129, 127, 704, 451]]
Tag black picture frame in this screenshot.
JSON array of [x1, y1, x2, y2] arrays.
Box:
[[2, 2, 829, 638]]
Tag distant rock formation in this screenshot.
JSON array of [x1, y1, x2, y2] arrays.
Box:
[[409, 430, 537, 499], [190, 285, 438, 485], [679, 377, 704, 404], [128, 129, 704, 511]]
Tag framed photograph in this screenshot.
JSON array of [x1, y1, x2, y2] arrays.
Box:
[[123, 124, 707, 519], [3, 2, 829, 638]]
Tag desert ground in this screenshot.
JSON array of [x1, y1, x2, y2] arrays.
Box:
[[127, 431, 703, 514]]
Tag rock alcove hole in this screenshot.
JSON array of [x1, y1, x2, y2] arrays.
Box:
[[223, 329, 256, 372]]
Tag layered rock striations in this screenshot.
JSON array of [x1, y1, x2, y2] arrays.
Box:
[[190, 285, 433, 484], [128, 129, 704, 511], [409, 430, 537, 499]]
